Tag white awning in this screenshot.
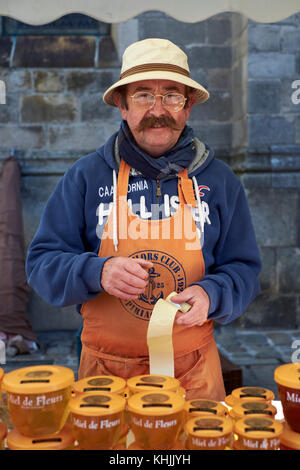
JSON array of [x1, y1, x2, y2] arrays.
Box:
[[0, 0, 299, 25]]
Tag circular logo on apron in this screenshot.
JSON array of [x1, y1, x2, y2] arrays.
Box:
[[120, 250, 186, 321]]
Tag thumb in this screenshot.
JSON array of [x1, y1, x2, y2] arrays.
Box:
[[133, 258, 153, 269]]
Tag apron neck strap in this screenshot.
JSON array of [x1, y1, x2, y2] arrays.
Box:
[[117, 159, 197, 208]]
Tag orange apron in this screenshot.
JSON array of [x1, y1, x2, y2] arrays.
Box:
[[79, 160, 225, 400]]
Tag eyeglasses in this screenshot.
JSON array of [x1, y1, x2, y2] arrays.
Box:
[[129, 92, 187, 112]]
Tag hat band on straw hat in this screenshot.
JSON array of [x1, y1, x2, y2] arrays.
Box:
[[120, 63, 190, 80]]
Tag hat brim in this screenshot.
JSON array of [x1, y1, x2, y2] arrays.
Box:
[[103, 70, 209, 106]]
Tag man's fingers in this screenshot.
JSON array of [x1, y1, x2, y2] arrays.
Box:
[[125, 258, 153, 280]]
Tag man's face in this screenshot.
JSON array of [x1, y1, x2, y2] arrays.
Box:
[[114, 79, 196, 157]]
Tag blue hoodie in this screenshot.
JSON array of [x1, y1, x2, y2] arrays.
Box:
[[26, 129, 261, 325]]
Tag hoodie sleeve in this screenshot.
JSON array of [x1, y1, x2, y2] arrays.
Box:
[[195, 184, 261, 325], [25, 168, 111, 307]]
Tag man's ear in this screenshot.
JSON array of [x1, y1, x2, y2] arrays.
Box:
[[113, 91, 127, 120], [184, 91, 197, 119]]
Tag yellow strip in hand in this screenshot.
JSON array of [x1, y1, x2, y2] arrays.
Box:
[[147, 298, 179, 377]]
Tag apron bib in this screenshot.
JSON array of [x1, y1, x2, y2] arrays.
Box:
[[79, 160, 225, 400]]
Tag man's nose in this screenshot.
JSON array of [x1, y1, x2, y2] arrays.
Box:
[[149, 95, 166, 116]]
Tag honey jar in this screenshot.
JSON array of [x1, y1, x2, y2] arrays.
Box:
[[2, 365, 74, 437], [68, 391, 126, 450], [0, 421, 7, 450], [280, 422, 300, 450], [7, 424, 75, 450], [185, 416, 233, 450], [126, 374, 181, 397], [226, 386, 275, 408], [274, 363, 300, 433], [127, 390, 185, 450], [234, 417, 283, 450], [184, 399, 228, 422], [72, 375, 126, 397], [229, 400, 277, 422]]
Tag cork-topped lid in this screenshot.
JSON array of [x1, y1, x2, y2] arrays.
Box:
[[184, 399, 228, 417], [68, 391, 126, 416], [231, 386, 274, 403], [73, 375, 126, 395], [234, 417, 283, 439], [7, 424, 74, 450], [274, 363, 300, 389], [230, 401, 277, 420], [127, 390, 185, 416], [185, 416, 233, 438], [2, 365, 74, 394], [127, 375, 180, 394], [280, 422, 300, 450]]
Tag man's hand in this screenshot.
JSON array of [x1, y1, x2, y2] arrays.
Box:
[[101, 257, 153, 300], [170, 285, 210, 328]]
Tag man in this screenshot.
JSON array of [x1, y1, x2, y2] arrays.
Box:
[[26, 38, 261, 400]]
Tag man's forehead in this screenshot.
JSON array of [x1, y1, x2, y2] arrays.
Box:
[[126, 79, 186, 93]]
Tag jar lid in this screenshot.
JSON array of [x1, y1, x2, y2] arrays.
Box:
[[127, 390, 185, 416], [274, 363, 300, 389], [2, 365, 74, 394], [230, 401, 277, 420], [0, 421, 7, 441], [184, 399, 227, 417], [68, 391, 126, 416], [185, 416, 233, 437], [7, 424, 74, 450], [127, 375, 180, 394], [234, 416, 283, 439], [73, 375, 126, 395], [231, 386, 274, 403], [280, 422, 300, 450]]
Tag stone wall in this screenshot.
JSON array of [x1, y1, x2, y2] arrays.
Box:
[[0, 11, 299, 332]]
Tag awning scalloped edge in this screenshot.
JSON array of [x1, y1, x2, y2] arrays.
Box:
[[0, 0, 299, 25]]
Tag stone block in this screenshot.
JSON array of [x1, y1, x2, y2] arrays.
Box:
[[281, 28, 300, 52], [188, 45, 232, 69], [189, 89, 232, 122], [207, 69, 231, 90], [48, 122, 119, 152], [247, 188, 298, 247], [0, 69, 31, 92], [0, 125, 45, 150], [192, 122, 232, 149], [13, 36, 96, 68], [0, 37, 12, 67], [248, 80, 281, 114], [98, 36, 120, 68], [248, 115, 294, 146], [296, 52, 300, 75], [241, 293, 298, 329], [248, 52, 295, 78], [81, 94, 119, 121], [139, 16, 206, 49], [21, 94, 78, 123], [206, 17, 231, 45], [0, 93, 19, 122], [281, 78, 300, 113], [248, 24, 281, 52], [33, 71, 64, 93], [296, 116, 300, 143], [258, 247, 277, 292], [278, 247, 300, 292], [66, 71, 102, 93]]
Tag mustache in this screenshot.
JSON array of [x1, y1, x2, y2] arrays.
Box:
[[136, 115, 182, 132]]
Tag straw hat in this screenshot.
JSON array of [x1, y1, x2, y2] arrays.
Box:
[[103, 38, 209, 106]]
